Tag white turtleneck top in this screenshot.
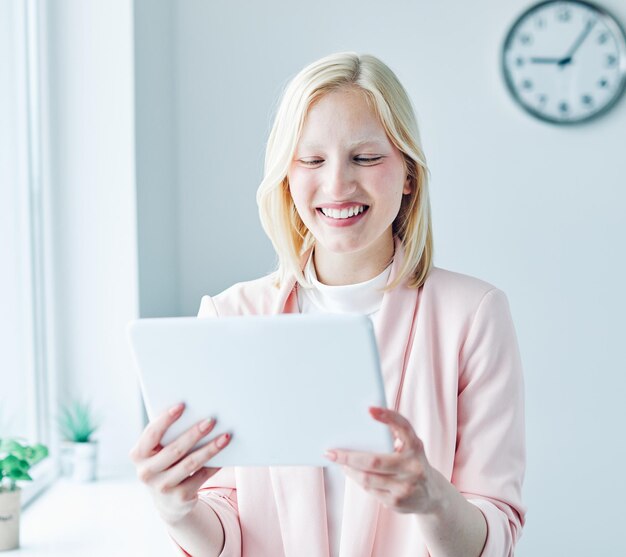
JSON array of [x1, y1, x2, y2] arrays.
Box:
[[296, 253, 392, 557]]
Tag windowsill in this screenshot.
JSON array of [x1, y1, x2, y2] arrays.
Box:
[[20, 460, 58, 509], [6, 475, 178, 556]]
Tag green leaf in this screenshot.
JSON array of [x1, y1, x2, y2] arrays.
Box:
[[0, 437, 48, 483], [0, 455, 23, 474], [8, 470, 31, 482], [0, 440, 27, 460], [23, 444, 47, 463], [0, 439, 23, 454], [27, 444, 48, 466]]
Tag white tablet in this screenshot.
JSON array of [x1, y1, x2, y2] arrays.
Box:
[[127, 313, 392, 467]]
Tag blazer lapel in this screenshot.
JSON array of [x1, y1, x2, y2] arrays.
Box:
[[271, 275, 299, 315], [270, 247, 312, 315], [374, 238, 421, 412]]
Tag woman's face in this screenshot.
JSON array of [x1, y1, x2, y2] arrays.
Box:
[[288, 88, 411, 266]]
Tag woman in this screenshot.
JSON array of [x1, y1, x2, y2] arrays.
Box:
[[130, 52, 526, 557]]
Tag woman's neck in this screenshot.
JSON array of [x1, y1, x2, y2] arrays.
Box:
[[312, 235, 394, 286]]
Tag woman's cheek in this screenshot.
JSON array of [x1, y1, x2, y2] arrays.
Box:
[[290, 174, 316, 206], [288, 182, 314, 226], [371, 164, 402, 186]]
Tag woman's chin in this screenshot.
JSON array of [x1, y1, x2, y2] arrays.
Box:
[[314, 238, 373, 258]]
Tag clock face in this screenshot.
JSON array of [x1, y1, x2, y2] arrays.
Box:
[[502, 0, 626, 124]]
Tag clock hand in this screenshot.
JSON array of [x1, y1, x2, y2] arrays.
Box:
[[559, 18, 597, 66], [529, 57, 563, 64]]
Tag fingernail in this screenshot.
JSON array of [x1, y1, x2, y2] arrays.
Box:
[[169, 403, 184, 416], [324, 450, 337, 461], [216, 433, 231, 449], [198, 418, 214, 433]]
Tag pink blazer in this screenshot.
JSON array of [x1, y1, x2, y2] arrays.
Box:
[[175, 241, 526, 557]]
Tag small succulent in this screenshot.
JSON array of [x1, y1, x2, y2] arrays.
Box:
[[57, 400, 100, 443], [0, 437, 49, 492]]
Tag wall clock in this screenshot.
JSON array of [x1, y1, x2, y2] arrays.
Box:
[[502, 0, 626, 124]]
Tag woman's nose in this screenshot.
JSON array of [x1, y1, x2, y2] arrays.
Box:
[[322, 160, 357, 199]]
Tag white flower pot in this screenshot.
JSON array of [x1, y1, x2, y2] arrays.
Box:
[[0, 488, 21, 551], [60, 441, 98, 482]]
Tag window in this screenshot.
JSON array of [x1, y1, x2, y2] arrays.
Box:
[[0, 0, 57, 506]]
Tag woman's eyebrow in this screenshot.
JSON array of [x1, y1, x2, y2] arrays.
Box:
[[298, 138, 387, 150]]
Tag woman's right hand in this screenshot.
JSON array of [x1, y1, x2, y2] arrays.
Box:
[[129, 402, 232, 526]]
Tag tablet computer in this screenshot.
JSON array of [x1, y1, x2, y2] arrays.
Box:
[[127, 313, 392, 466]]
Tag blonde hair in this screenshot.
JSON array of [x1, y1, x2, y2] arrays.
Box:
[[256, 51, 433, 290]]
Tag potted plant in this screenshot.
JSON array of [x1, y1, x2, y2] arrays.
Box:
[[57, 400, 101, 483], [0, 437, 48, 551]]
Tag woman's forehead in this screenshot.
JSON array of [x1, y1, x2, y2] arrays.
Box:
[[298, 92, 390, 148], [305, 88, 374, 122]]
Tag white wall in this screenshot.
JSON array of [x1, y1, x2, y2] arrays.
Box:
[[166, 0, 626, 554], [45, 0, 144, 478]]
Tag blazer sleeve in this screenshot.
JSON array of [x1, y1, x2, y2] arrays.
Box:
[[453, 288, 527, 557], [169, 298, 242, 557]]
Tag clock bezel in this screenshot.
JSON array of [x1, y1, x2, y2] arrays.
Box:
[[501, 0, 626, 125]]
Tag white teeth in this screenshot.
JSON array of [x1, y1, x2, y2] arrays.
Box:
[[320, 205, 366, 219]]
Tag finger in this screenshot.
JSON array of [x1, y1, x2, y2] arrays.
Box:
[[324, 448, 404, 474], [149, 417, 218, 473], [369, 407, 423, 451], [343, 467, 418, 512], [131, 402, 187, 460], [159, 432, 232, 489], [343, 465, 405, 493], [178, 465, 222, 498], [162, 466, 220, 505]]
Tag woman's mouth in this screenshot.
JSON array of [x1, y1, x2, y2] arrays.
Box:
[[317, 205, 369, 220], [316, 204, 369, 227]]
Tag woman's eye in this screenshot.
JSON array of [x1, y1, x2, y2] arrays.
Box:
[[354, 156, 382, 164], [298, 156, 382, 166]]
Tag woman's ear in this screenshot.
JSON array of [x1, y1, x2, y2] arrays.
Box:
[[403, 175, 412, 195]]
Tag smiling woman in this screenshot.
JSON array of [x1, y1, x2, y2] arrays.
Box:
[[130, 51, 526, 557], [257, 54, 432, 294]]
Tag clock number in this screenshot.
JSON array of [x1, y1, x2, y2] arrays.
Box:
[[559, 101, 569, 114], [606, 54, 617, 68], [581, 94, 594, 107], [537, 94, 548, 106], [597, 32, 609, 45], [598, 77, 609, 89], [515, 57, 524, 67], [521, 79, 533, 90], [557, 7, 571, 22], [519, 33, 533, 45], [534, 17, 546, 29]]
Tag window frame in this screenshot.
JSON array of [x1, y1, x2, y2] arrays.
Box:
[[12, 0, 60, 508]]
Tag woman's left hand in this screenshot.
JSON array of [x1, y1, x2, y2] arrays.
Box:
[[324, 406, 443, 515]]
